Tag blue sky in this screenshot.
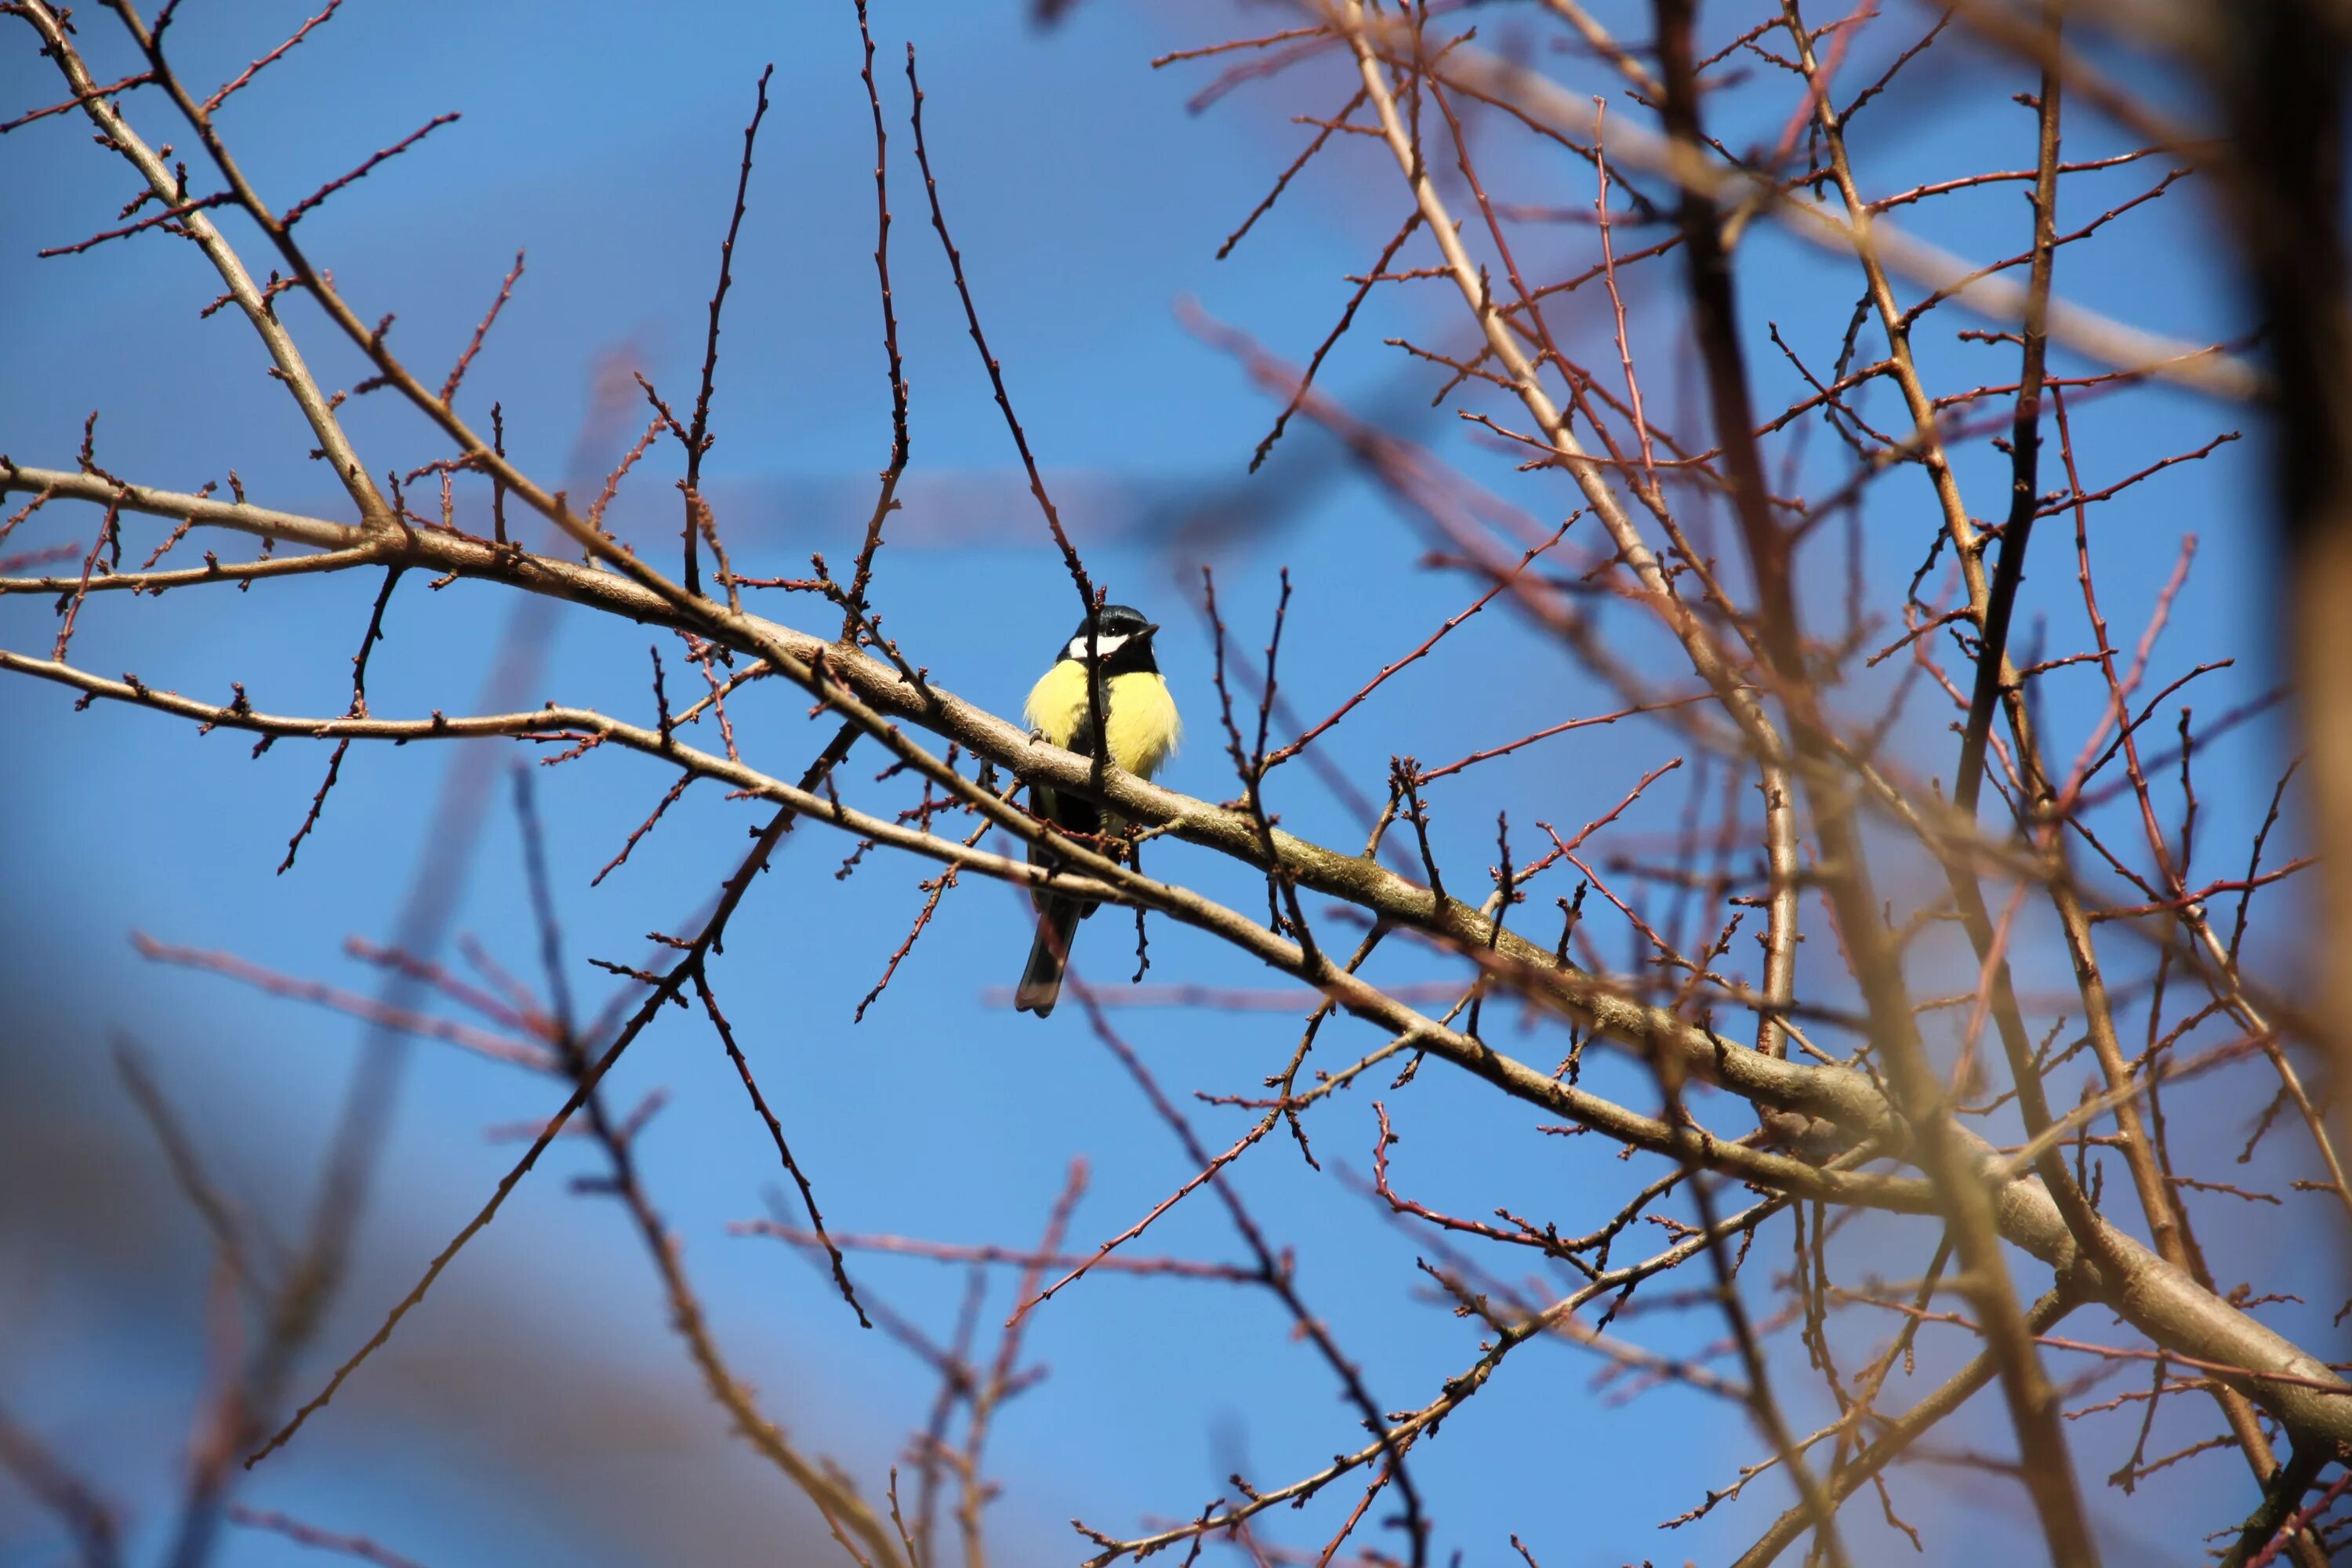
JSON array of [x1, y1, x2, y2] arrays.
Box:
[[1, 4, 2320, 1566]]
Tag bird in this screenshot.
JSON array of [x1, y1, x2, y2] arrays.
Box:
[[1015, 602, 1181, 1018]]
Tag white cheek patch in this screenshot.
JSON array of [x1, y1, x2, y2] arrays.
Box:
[[1066, 631, 1132, 662]]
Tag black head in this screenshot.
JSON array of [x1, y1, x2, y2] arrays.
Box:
[[1058, 603, 1160, 673]]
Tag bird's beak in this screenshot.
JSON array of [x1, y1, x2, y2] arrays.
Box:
[[1140, 622, 1160, 639]]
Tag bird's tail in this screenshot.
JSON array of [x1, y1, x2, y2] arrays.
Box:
[[1015, 896, 1083, 1018]]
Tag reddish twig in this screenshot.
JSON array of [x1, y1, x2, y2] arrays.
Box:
[[1269, 522, 1567, 770], [198, 2, 343, 117], [677, 64, 773, 595], [840, 0, 909, 637], [226, 1506, 429, 1568], [438, 249, 524, 406], [1414, 693, 1711, 784], [905, 43, 1094, 617], [732, 1220, 1258, 1282], [281, 114, 461, 227]]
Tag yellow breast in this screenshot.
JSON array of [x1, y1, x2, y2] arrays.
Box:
[[1024, 659, 1091, 747], [1105, 670, 1180, 780], [1025, 661, 1179, 780]]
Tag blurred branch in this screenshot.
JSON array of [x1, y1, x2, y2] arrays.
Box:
[[1414, 23, 2264, 400], [0, 1402, 122, 1568]]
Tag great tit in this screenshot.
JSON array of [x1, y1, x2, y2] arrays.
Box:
[[1015, 603, 1181, 1017]]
